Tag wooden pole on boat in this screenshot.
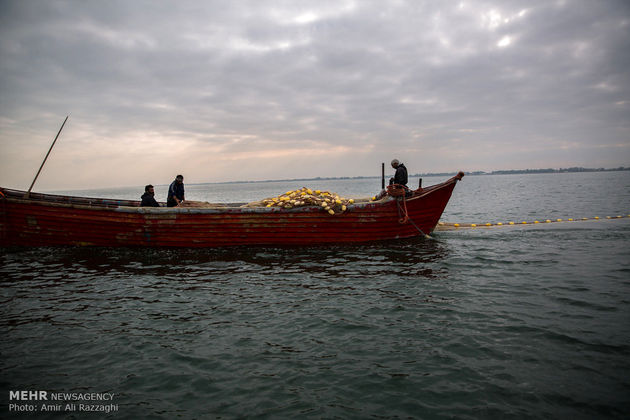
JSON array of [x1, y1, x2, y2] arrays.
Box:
[[25, 115, 69, 198], [381, 162, 385, 189]]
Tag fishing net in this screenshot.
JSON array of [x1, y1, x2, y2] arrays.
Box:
[[245, 187, 357, 215]]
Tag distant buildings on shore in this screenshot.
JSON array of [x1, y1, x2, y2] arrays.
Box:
[[448, 167, 630, 177], [210, 167, 629, 185]]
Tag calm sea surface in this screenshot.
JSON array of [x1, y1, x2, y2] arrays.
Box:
[[2, 172, 630, 419]]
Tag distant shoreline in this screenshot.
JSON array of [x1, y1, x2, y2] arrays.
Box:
[[201, 166, 630, 186], [43, 166, 630, 192]]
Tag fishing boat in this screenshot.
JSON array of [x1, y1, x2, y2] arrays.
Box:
[[0, 172, 464, 247]]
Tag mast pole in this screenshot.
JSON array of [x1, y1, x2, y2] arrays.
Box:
[[25, 116, 69, 198]]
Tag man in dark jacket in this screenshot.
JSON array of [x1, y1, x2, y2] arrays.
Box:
[[141, 185, 160, 207], [389, 159, 408, 187], [167, 175, 185, 207]]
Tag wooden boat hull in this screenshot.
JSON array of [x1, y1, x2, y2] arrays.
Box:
[[0, 173, 463, 247]]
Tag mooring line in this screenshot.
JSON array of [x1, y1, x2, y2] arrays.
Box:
[[436, 214, 630, 229], [395, 197, 433, 239]]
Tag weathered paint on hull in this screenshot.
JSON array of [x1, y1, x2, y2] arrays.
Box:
[[0, 175, 461, 247]]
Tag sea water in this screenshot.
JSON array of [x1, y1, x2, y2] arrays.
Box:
[[1, 171, 629, 419]]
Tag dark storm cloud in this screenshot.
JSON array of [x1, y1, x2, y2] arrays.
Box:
[[0, 0, 628, 188]]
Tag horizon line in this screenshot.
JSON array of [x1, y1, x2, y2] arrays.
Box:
[[192, 166, 630, 186], [43, 165, 629, 192]]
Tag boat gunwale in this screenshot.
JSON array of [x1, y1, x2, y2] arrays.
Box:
[[1, 193, 393, 215]]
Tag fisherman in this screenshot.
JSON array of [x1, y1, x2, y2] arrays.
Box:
[[140, 184, 160, 207], [167, 175, 185, 207], [389, 159, 408, 187]]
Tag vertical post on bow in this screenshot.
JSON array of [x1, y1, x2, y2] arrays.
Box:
[[25, 116, 69, 198], [381, 162, 385, 189]]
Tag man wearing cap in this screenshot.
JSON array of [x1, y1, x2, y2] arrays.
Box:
[[389, 159, 408, 187], [167, 175, 185, 207]]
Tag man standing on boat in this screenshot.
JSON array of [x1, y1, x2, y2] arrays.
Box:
[[389, 159, 408, 187], [141, 184, 160, 207], [167, 175, 185, 207]]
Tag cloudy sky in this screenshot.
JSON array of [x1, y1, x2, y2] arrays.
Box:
[[0, 0, 629, 190]]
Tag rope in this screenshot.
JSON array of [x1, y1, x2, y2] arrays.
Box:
[[438, 214, 630, 229], [395, 195, 432, 239], [398, 194, 409, 224], [408, 217, 433, 240], [387, 184, 412, 223], [389, 184, 432, 239], [386, 184, 408, 197]]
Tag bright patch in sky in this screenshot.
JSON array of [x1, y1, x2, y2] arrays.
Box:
[[497, 36, 512, 47], [294, 12, 319, 24]]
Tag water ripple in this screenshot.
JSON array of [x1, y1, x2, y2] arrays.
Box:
[[1, 219, 630, 418]]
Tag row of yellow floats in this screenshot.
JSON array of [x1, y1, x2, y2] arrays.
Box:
[[258, 187, 355, 215], [440, 214, 630, 229]]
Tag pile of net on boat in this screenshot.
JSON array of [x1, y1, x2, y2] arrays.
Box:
[[244, 187, 356, 215]]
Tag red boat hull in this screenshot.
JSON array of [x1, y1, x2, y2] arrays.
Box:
[[0, 174, 462, 247]]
